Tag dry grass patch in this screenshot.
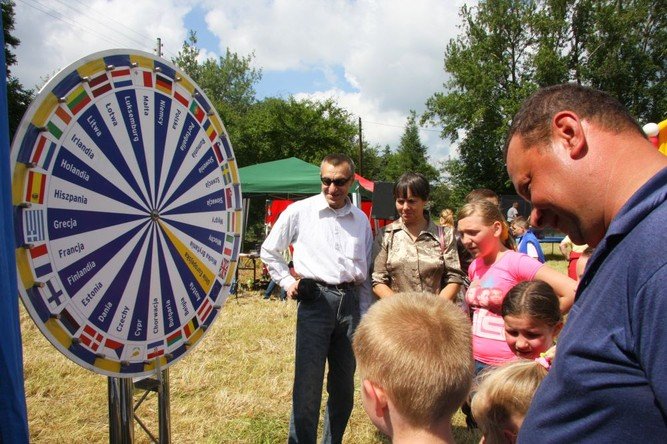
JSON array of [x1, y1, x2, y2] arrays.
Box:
[[22, 254, 567, 442], [22, 293, 482, 443]]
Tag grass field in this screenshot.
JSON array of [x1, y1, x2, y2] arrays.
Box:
[[21, 245, 566, 443]]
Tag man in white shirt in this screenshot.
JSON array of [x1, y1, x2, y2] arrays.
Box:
[[506, 201, 519, 222], [261, 154, 373, 443]]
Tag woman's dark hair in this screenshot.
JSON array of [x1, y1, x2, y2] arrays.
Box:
[[502, 280, 562, 327], [394, 172, 429, 200]]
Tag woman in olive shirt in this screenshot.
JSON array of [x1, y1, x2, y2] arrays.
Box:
[[372, 172, 465, 300]]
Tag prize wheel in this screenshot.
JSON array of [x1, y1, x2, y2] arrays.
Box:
[[10, 49, 242, 378]]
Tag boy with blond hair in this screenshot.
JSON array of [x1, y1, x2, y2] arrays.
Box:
[[353, 292, 473, 443], [471, 360, 548, 444]]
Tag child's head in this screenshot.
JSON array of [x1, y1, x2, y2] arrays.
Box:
[[440, 208, 454, 228], [471, 360, 548, 444], [576, 246, 595, 281], [465, 188, 500, 207], [502, 281, 563, 360], [353, 292, 473, 436], [510, 216, 529, 236], [457, 200, 516, 257]]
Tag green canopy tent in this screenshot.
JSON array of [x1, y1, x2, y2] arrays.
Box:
[[237, 157, 370, 250], [238, 156, 359, 198], [236, 157, 368, 288]]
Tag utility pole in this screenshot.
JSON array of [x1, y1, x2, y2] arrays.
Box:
[[358, 117, 363, 176], [155, 37, 163, 58]]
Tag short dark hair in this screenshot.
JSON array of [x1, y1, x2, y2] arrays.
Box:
[[321, 153, 355, 176], [504, 83, 645, 160], [502, 280, 562, 327], [394, 172, 430, 200]]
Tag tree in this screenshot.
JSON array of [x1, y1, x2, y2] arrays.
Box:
[[2, 1, 33, 140], [173, 30, 201, 81], [582, 1, 667, 121], [424, 1, 538, 196], [358, 142, 385, 181], [233, 96, 359, 249], [232, 96, 358, 167], [382, 111, 439, 182], [424, 0, 667, 199], [429, 179, 455, 219], [172, 31, 262, 156], [173, 32, 261, 115]]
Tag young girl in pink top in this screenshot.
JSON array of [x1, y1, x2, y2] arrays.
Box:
[[457, 200, 575, 371], [502, 280, 563, 361]]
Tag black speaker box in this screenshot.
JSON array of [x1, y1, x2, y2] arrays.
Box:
[[371, 182, 398, 219]]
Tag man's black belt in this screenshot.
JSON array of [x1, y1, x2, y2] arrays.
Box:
[[314, 280, 356, 290], [296, 278, 355, 302]]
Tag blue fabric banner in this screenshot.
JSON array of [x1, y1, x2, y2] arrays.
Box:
[[0, 9, 30, 443]]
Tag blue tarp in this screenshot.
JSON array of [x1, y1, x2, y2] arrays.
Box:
[[0, 10, 30, 443]]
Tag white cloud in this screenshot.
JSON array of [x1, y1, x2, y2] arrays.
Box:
[[294, 88, 405, 149], [13, 0, 192, 90], [203, 0, 358, 70], [201, 0, 470, 161], [295, 88, 454, 162], [12, 0, 473, 162], [197, 48, 219, 63]]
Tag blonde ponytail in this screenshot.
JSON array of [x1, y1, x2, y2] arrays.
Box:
[[458, 200, 516, 251]]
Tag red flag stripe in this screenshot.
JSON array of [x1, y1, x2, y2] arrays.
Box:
[[143, 71, 153, 87], [88, 73, 109, 87], [111, 68, 131, 78], [31, 137, 47, 163], [55, 106, 71, 124], [30, 243, 48, 258]]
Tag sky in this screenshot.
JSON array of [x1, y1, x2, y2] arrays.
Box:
[[11, 0, 474, 163]]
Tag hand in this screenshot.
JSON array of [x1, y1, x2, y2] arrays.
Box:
[[287, 281, 299, 300], [439, 283, 461, 301]]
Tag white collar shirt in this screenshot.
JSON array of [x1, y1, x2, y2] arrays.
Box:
[[260, 192, 372, 302]]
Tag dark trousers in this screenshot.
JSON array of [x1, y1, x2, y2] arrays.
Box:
[[288, 283, 360, 444]]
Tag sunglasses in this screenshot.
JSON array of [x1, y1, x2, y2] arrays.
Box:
[[320, 176, 351, 187]]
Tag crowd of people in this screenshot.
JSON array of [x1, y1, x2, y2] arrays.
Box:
[[260, 83, 667, 443]]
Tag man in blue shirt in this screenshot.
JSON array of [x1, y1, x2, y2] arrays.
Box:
[[505, 83, 667, 442]]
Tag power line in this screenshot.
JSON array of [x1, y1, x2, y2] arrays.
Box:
[[62, 0, 179, 60], [17, 0, 137, 48], [16, 0, 179, 60], [363, 119, 443, 133], [66, 0, 156, 46]]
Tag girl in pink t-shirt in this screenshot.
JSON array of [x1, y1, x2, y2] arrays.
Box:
[[457, 200, 575, 369]]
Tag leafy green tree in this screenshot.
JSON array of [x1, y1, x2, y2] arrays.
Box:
[[233, 96, 358, 167], [173, 31, 261, 116], [173, 34, 361, 169], [198, 48, 262, 119], [383, 110, 439, 182], [2, 0, 33, 140], [428, 180, 455, 219], [358, 142, 385, 181], [173, 30, 201, 81], [582, 1, 667, 121], [234, 96, 359, 248], [425, 0, 667, 198], [532, 0, 666, 120], [172, 31, 262, 158], [374, 145, 395, 182], [424, 1, 538, 196]]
